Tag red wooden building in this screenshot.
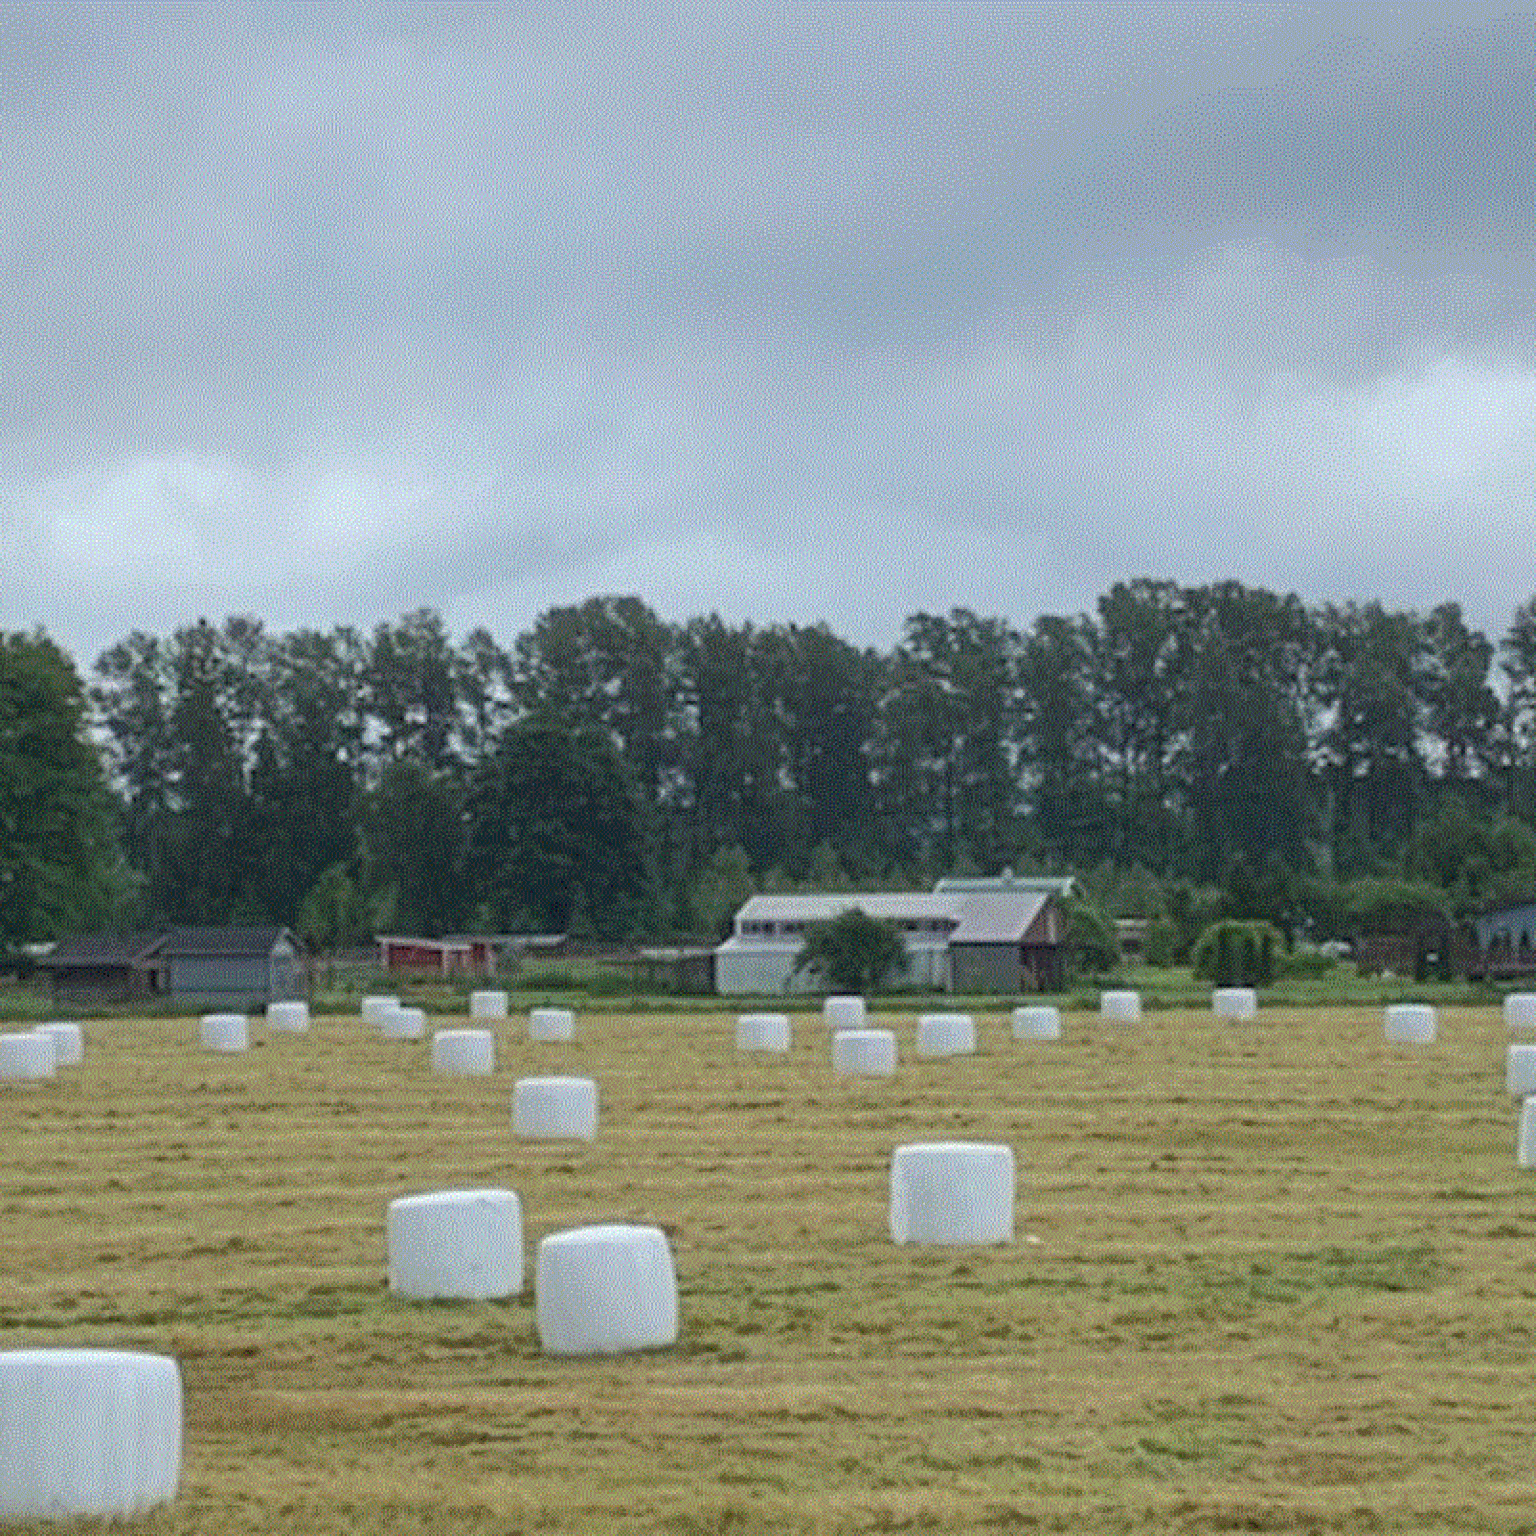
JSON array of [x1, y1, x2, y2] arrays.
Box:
[[377, 936, 498, 976]]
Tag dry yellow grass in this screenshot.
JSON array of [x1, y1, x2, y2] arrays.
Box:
[[3, 1003, 1536, 1533]]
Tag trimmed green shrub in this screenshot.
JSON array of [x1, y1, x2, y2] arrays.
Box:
[[1193, 920, 1284, 987]]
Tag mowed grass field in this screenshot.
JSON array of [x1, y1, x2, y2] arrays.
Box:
[[4, 1003, 1536, 1534]]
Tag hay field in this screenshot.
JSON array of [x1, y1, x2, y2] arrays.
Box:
[[4, 1004, 1536, 1534]]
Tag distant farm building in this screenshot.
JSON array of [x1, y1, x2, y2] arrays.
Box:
[[39, 927, 304, 1010], [715, 881, 1067, 996], [377, 936, 497, 976], [375, 934, 565, 976]]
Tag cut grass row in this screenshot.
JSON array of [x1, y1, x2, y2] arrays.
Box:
[[3, 1002, 1536, 1532]]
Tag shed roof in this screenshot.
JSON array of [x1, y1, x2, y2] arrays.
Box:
[[160, 927, 294, 957], [37, 930, 166, 968]]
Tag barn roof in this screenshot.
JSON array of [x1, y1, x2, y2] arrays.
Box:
[[732, 892, 961, 924], [947, 892, 1051, 944]]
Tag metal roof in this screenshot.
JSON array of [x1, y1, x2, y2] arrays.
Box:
[[732, 892, 963, 923], [947, 892, 1050, 944]]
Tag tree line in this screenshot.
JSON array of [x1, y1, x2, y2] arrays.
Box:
[[8, 581, 1536, 950]]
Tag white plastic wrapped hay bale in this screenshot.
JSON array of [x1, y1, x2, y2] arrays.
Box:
[[0, 1349, 181, 1519], [381, 1004, 426, 1040], [1505, 993, 1536, 1029], [736, 1013, 791, 1052], [831, 1028, 897, 1076], [1384, 1003, 1436, 1044], [1519, 1099, 1536, 1169], [386, 1189, 523, 1299], [1011, 1005, 1061, 1042], [360, 995, 399, 1025], [0, 1032, 55, 1082], [1507, 1044, 1536, 1098], [1100, 990, 1141, 1023], [199, 1014, 248, 1053], [535, 1223, 678, 1355], [916, 1012, 976, 1057], [33, 1023, 83, 1066], [890, 1142, 1015, 1245], [431, 1028, 495, 1076], [512, 1076, 597, 1140], [1212, 987, 1257, 1021], [470, 989, 509, 1019], [823, 995, 866, 1030], [266, 1000, 309, 1032], [529, 1007, 575, 1042]]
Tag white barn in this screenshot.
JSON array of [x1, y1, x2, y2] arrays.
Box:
[[714, 880, 1070, 996]]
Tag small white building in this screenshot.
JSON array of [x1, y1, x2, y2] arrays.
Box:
[[714, 880, 1069, 996]]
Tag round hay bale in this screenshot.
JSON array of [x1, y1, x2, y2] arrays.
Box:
[[386, 1189, 523, 1299], [535, 1224, 678, 1355], [889, 1142, 1015, 1245], [0, 1349, 181, 1519]]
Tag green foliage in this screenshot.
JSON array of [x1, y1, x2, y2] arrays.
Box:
[[1143, 914, 1178, 968], [1276, 946, 1338, 980], [1063, 894, 1119, 974], [792, 907, 906, 993], [1343, 877, 1450, 935], [691, 844, 755, 940], [0, 631, 125, 943], [1192, 920, 1284, 986], [465, 719, 658, 942], [297, 863, 371, 952]]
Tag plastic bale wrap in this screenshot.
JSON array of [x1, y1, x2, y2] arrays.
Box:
[[1011, 1006, 1061, 1042], [266, 1001, 309, 1032], [1100, 991, 1141, 1023], [1520, 1100, 1536, 1169], [889, 1142, 1015, 1245], [381, 1005, 426, 1040], [199, 1015, 248, 1053], [916, 1012, 976, 1057], [823, 996, 866, 1031], [529, 1007, 576, 1042], [431, 1028, 495, 1076], [831, 1028, 897, 1077], [470, 990, 509, 1020], [34, 1023, 83, 1066], [1505, 993, 1536, 1030], [386, 1189, 523, 1300], [535, 1224, 678, 1356], [0, 1033, 56, 1082], [1385, 1003, 1436, 1044], [0, 1349, 181, 1520], [1507, 1044, 1536, 1098], [360, 995, 400, 1025], [1212, 987, 1258, 1021], [512, 1076, 598, 1140], [735, 1013, 791, 1052]]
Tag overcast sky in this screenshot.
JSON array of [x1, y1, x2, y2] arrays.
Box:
[[3, 1, 1534, 670]]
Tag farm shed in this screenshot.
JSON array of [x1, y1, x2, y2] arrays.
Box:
[[159, 927, 305, 1009], [36, 931, 167, 1007], [715, 884, 1065, 996], [38, 927, 304, 1009]]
